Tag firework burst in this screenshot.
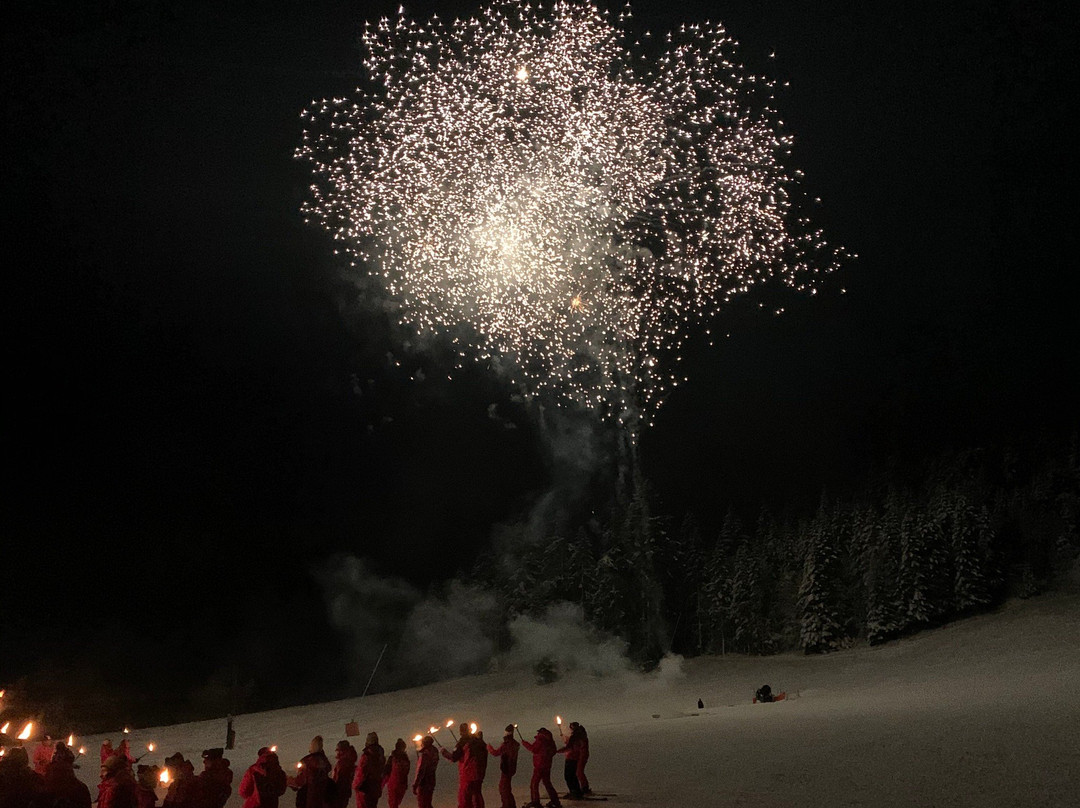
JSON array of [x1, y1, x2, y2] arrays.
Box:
[[298, 0, 842, 428]]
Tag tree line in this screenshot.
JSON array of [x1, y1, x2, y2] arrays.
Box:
[[475, 433, 1080, 665]]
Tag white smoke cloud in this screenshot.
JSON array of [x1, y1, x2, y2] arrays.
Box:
[[503, 601, 630, 678]]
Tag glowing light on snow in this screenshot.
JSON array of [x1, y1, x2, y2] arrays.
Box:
[[17, 722, 33, 740], [298, 0, 843, 428]]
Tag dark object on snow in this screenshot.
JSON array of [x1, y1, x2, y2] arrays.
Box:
[[755, 685, 773, 703], [697, 699, 704, 709], [226, 717, 235, 751]]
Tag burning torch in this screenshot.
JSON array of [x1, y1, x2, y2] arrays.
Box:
[[445, 719, 457, 743], [426, 726, 443, 749], [135, 743, 156, 763]]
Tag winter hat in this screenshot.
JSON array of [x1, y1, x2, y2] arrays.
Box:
[[53, 743, 75, 764], [165, 753, 186, 767], [365, 733, 379, 747], [103, 754, 125, 774], [202, 748, 224, 761], [504, 725, 515, 734], [6, 747, 30, 767]]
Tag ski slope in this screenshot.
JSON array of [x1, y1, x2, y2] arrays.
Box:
[[65, 591, 1080, 807]]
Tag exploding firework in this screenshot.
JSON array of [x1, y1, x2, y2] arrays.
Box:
[[298, 0, 842, 427]]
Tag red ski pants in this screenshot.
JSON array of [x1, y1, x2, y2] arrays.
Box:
[[530, 767, 559, 806], [497, 773, 516, 808]]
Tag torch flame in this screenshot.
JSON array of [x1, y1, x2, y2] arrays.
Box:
[[469, 723, 478, 734], [445, 719, 454, 728], [160, 769, 170, 785], [17, 722, 33, 740], [412, 734, 422, 743], [0, 722, 8, 735], [555, 716, 562, 725], [148, 743, 155, 753], [79, 747, 87, 756], [270, 746, 277, 753], [0, 749, 5, 758], [0, 689, 5, 699], [68, 734, 75, 747], [123, 727, 131, 734], [296, 762, 303, 770], [428, 726, 439, 734]]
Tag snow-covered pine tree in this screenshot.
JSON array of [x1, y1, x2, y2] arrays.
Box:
[[950, 493, 993, 612], [729, 542, 771, 653], [798, 498, 845, 653], [866, 488, 906, 643]]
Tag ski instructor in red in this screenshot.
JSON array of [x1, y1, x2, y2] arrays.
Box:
[[520, 728, 560, 808], [486, 725, 519, 808]]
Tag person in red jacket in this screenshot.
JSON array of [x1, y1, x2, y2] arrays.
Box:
[[556, 723, 589, 799], [520, 729, 560, 808], [162, 753, 199, 808], [440, 724, 472, 808], [411, 737, 438, 808], [33, 737, 55, 776], [45, 744, 93, 808], [196, 748, 233, 808], [330, 740, 357, 808], [101, 740, 116, 765], [352, 732, 386, 808], [292, 736, 333, 808], [486, 725, 519, 808], [136, 765, 161, 808], [382, 739, 410, 808], [239, 748, 288, 808], [117, 740, 136, 770], [99, 754, 138, 808]]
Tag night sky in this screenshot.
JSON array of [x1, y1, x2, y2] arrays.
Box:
[[2, 0, 1076, 722]]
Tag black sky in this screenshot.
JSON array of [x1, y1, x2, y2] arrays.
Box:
[[2, 0, 1077, 719]]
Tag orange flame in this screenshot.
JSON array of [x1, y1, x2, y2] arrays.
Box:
[[123, 727, 131, 734], [270, 746, 277, 753], [0, 722, 8, 735], [445, 719, 454, 728], [469, 722, 478, 734], [160, 769, 170, 785], [68, 734, 75, 747], [17, 722, 33, 740], [555, 716, 562, 725], [412, 734, 422, 743], [79, 747, 87, 756], [296, 762, 303, 770], [148, 743, 155, 753], [0, 749, 6, 758], [428, 726, 439, 734]]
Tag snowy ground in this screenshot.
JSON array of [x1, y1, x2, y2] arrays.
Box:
[[64, 592, 1080, 807]]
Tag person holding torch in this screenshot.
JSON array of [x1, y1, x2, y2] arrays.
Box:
[[486, 725, 520, 808], [520, 728, 560, 808], [411, 737, 438, 808]]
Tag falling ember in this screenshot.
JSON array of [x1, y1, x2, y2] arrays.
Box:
[[298, 0, 845, 428], [17, 722, 33, 740]]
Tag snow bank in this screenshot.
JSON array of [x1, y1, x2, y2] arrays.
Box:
[[67, 593, 1080, 807]]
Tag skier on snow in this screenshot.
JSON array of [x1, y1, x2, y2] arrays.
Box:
[[291, 736, 333, 808], [486, 724, 520, 808], [411, 736, 438, 808], [352, 732, 386, 808], [330, 741, 357, 808], [521, 728, 560, 808], [239, 747, 288, 808], [382, 739, 410, 808], [556, 722, 590, 798]]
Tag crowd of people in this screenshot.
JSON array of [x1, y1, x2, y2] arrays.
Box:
[[0, 722, 592, 808]]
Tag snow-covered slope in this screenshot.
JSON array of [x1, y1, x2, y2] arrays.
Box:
[[68, 592, 1080, 807]]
